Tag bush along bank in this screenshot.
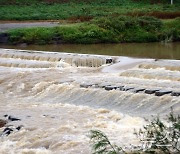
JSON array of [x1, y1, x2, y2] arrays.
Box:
[[89, 109, 180, 153], [3, 16, 180, 44]]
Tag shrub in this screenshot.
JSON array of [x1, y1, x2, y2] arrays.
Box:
[[159, 28, 179, 42], [93, 16, 138, 33], [124, 29, 158, 42], [8, 27, 55, 44], [89, 110, 180, 153], [93, 16, 162, 33], [5, 16, 179, 44], [137, 16, 163, 31], [164, 17, 180, 30], [54, 24, 117, 44], [92, 16, 161, 42], [23, 27, 55, 44], [136, 109, 180, 153], [159, 18, 180, 42], [89, 130, 125, 154]]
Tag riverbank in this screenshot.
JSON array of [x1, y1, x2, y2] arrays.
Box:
[[1, 16, 180, 44], [0, 0, 179, 44]]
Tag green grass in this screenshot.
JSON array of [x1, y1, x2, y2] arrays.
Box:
[[7, 23, 117, 44], [6, 16, 180, 44], [0, 0, 179, 21]]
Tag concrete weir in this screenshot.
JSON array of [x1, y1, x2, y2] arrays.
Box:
[[0, 48, 114, 68], [0, 48, 180, 116], [79, 83, 180, 97], [0, 47, 180, 154]]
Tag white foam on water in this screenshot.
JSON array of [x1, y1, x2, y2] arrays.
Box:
[[101, 57, 154, 73], [0, 48, 110, 68], [0, 48, 180, 153], [0, 100, 145, 154]]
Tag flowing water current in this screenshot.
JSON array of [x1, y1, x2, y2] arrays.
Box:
[[0, 48, 179, 154], [1, 42, 180, 60]]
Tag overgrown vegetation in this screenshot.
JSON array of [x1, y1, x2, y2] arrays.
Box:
[[89, 130, 125, 154], [0, 0, 179, 21], [89, 110, 180, 153], [5, 16, 180, 44], [0, 0, 179, 5], [0, 0, 179, 44], [135, 110, 180, 153]]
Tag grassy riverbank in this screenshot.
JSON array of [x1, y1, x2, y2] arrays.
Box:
[[6, 16, 180, 44], [0, 0, 180, 21], [1, 0, 180, 44]]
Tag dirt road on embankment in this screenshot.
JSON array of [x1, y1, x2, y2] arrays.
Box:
[[0, 21, 60, 32]]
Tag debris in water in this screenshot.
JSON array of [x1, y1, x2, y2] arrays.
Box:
[[4, 115, 21, 121], [0, 119, 7, 128]]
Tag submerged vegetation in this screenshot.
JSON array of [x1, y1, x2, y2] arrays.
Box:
[[6, 16, 180, 44], [89, 110, 180, 153]]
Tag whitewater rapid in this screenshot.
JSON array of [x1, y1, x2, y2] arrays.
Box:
[[0, 48, 179, 154]]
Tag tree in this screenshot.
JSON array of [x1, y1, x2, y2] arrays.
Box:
[[171, 0, 173, 5]]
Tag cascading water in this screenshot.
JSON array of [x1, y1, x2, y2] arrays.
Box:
[[0, 49, 109, 68], [0, 48, 179, 154]]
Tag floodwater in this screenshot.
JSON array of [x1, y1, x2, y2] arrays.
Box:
[[0, 42, 180, 59], [0, 48, 179, 154]]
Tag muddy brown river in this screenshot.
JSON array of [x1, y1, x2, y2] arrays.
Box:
[[1, 42, 180, 59], [0, 47, 179, 154]]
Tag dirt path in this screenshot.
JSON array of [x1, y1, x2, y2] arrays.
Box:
[[0, 21, 60, 32]]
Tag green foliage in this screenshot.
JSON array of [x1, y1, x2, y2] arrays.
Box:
[[92, 16, 162, 42], [123, 29, 159, 42], [159, 28, 179, 42], [89, 130, 125, 154], [133, 0, 180, 4], [5, 16, 180, 44], [55, 24, 117, 43], [8, 27, 56, 44], [163, 17, 180, 30], [93, 16, 137, 32], [93, 16, 162, 32], [136, 109, 180, 153], [89, 110, 180, 153], [159, 18, 180, 42], [0, 0, 179, 20], [1, 0, 179, 6], [7, 23, 117, 44], [137, 16, 163, 31]]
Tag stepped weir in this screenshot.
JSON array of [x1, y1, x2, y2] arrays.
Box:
[[0, 48, 179, 116], [0, 49, 114, 68], [0, 48, 180, 153]]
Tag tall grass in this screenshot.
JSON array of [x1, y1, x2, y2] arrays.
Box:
[[6, 16, 180, 44], [7, 23, 118, 44], [0, 0, 179, 20]]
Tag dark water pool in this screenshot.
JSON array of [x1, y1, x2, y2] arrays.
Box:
[[0, 42, 180, 59]]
